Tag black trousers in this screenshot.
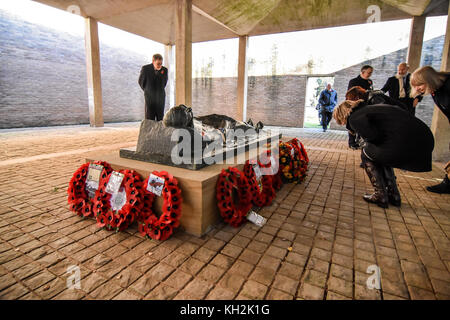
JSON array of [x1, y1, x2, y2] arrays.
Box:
[[320, 109, 332, 129], [144, 92, 165, 121]]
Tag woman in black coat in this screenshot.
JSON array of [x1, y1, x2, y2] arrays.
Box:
[[333, 99, 435, 208], [411, 66, 450, 194]]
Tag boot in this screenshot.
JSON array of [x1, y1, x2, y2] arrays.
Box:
[[426, 175, 450, 194], [362, 159, 389, 208], [383, 167, 401, 206]]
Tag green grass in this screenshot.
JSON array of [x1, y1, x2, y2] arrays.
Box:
[[303, 122, 322, 129]]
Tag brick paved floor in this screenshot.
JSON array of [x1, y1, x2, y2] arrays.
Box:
[[0, 123, 449, 300]]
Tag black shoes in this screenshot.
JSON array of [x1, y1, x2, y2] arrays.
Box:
[[426, 176, 450, 194]]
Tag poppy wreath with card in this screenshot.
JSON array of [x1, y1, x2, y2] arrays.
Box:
[[287, 138, 309, 181], [216, 167, 252, 227], [138, 171, 183, 241], [279, 141, 303, 184], [67, 161, 113, 218], [92, 169, 143, 232], [243, 160, 275, 208]]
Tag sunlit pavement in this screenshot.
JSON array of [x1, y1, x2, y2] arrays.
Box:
[[0, 123, 449, 300]]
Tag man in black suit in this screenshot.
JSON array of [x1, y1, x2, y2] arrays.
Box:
[[381, 62, 420, 115], [346, 65, 374, 149], [138, 53, 168, 121]]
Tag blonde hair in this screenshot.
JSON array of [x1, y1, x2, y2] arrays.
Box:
[[410, 66, 448, 96], [333, 99, 364, 126]]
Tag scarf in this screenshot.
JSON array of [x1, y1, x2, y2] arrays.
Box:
[[395, 74, 406, 98]]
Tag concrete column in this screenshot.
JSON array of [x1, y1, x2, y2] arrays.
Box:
[[175, 0, 192, 107], [430, 6, 450, 162], [237, 36, 249, 122], [164, 44, 175, 109], [407, 16, 426, 72], [84, 17, 103, 127]]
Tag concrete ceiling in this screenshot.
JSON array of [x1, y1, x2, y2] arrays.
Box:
[[33, 0, 449, 44]]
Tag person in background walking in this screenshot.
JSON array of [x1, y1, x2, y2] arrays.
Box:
[[317, 83, 338, 132]]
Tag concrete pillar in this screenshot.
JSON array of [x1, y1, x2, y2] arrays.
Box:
[[164, 44, 175, 109], [430, 6, 450, 162], [175, 0, 192, 107], [84, 17, 103, 127], [407, 16, 426, 72], [237, 36, 249, 122]]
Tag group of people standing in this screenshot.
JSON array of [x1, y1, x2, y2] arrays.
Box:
[[138, 54, 450, 203], [332, 63, 450, 208]]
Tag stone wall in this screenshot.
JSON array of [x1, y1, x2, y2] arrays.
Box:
[[0, 10, 167, 128], [192, 75, 307, 127]]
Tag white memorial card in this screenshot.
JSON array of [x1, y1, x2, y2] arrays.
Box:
[[105, 171, 124, 194], [146, 174, 165, 196], [247, 210, 267, 227]]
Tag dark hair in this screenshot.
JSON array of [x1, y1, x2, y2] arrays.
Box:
[[153, 53, 163, 61], [361, 65, 373, 72], [345, 86, 367, 101]]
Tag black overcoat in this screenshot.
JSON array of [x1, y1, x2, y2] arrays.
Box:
[[138, 64, 168, 105], [348, 75, 373, 91], [347, 104, 434, 172], [431, 74, 450, 122]]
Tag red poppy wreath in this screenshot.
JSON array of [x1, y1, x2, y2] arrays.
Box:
[[216, 167, 252, 227], [67, 161, 113, 218], [243, 160, 275, 208], [138, 171, 183, 241], [92, 169, 143, 232], [259, 148, 283, 191]]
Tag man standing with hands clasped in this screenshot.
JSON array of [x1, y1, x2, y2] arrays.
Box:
[[381, 62, 421, 115], [139, 53, 168, 121]]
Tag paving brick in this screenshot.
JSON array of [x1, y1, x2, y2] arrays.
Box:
[[240, 280, 268, 300], [205, 286, 236, 300], [217, 272, 245, 293], [145, 283, 178, 300], [179, 257, 205, 276], [175, 278, 213, 300], [221, 243, 243, 258], [272, 274, 298, 296], [408, 286, 436, 300], [164, 269, 192, 290], [266, 288, 294, 300], [330, 263, 353, 282], [238, 249, 262, 265], [89, 281, 123, 300], [297, 283, 324, 300], [198, 264, 226, 284], [303, 269, 327, 288], [249, 267, 276, 286]]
